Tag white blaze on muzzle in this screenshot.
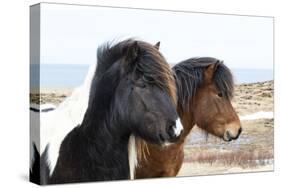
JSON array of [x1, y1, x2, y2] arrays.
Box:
[[174, 119, 183, 136]]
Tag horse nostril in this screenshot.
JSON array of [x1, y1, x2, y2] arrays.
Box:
[[238, 127, 242, 135], [167, 121, 176, 129], [167, 121, 176, 139], [226, 130, 232, 141], [158, 134, 165, 142]]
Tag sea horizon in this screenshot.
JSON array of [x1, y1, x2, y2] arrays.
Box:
[[30, 64, 274, 88]]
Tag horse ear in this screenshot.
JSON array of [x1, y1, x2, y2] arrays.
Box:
[[125, 41, 140, 64], [204, 63, 218, 83], [154, 41, 160, 50]]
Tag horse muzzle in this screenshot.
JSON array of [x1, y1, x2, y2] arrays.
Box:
[[166, 119, 183, 142], [223, 127, 242, 141]]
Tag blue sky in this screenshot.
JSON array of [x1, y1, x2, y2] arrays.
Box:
[[40, 3, 273, 69]]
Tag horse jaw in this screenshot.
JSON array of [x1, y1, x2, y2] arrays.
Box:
[[128, 135, 138, 180]]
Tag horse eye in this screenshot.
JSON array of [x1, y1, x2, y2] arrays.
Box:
[[218, 92, 223, 97], [133, 82, 146, 88], [143, 75, 153, 82]]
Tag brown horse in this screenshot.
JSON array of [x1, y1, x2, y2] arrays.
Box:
[[135, 57, 242, 178]]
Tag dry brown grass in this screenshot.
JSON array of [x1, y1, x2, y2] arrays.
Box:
[[185, 150, 273, 168]]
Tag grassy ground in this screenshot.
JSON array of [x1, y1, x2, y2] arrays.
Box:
[[30, 80, 274, 176]]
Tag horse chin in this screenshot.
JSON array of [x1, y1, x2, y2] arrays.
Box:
[[222, 129, 241, 142], [222, 136, 233, 142], [150, 134, 173, 147], [222, 132, 235, 142], [161, 142, 172, 147], [160, 136, 181, 147]]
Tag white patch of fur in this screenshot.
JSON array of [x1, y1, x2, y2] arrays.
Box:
[[163, 142, 172, 147], [40, 103, 57, 110], [128, 135, 138, 180], [30, 63, 97, 175], [41, 103, 57, 109], [30, 103, 57, 112], [163, 119, 183, 147], [174, 119, 183, 136]]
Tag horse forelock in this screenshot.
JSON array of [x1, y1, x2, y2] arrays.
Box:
[[134, 41, 177, 106], [173, 57, 234, 113], [85, 39, 178, 133], [95, 39, 177, 106], [213, 61, 234, 99]]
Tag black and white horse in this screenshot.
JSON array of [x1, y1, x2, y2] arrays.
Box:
[[30, 39, 183, 184], [30, 62, 96, 184]]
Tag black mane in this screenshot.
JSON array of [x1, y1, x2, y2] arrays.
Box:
[[89, 39, 177, 106], [173, 57, 234, 112]]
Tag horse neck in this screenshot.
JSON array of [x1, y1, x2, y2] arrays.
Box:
[[77, 75, 131, 178], [179, 107, 196, 138], [81, 62, 124, 135], [81, 103, 130, 146], [52, 121, 130, 182], [78, 110, 131, 178]]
